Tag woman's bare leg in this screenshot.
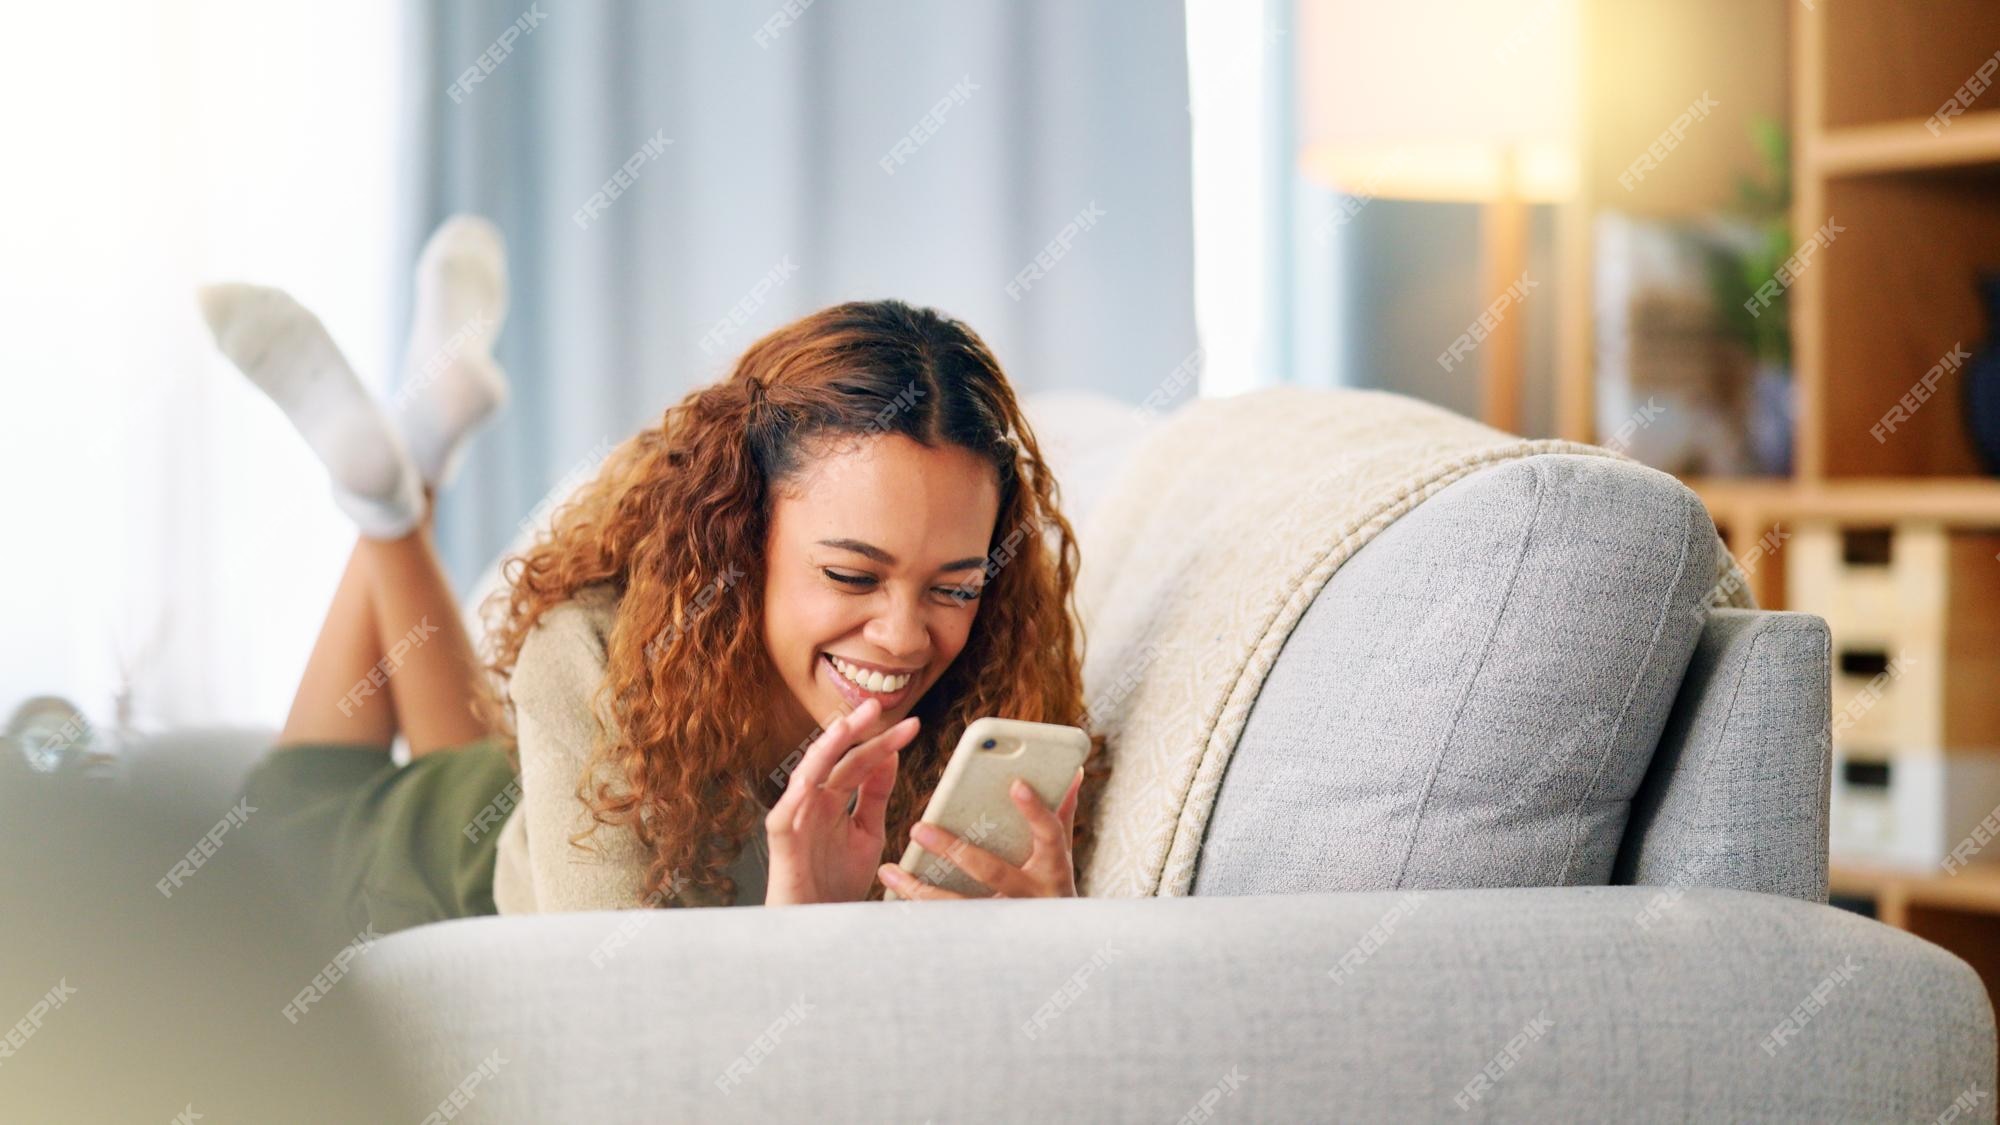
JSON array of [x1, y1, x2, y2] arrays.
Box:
[[277, 540, 398, 749], [360, 499, 496, 757], [277, 495, 495, 756]]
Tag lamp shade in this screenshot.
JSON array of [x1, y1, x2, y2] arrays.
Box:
[[1298, 0, 1580, 203]]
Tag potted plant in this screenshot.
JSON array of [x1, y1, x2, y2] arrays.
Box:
[[1705, 117, 1794, 476]]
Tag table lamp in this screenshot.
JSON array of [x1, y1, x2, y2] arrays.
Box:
[[1298, 0, 1579, 433]]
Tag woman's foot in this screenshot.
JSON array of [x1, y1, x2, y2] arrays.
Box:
[[394, 215, 510, 490], [197, 283, 426, 539]]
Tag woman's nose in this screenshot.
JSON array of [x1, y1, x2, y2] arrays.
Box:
[[862, 596, 927, 658]]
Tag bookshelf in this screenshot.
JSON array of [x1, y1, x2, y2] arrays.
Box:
[[1554, 0, 2000, 1031]]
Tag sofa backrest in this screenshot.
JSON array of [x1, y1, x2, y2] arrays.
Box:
[[1191, 453, 1723, 895]]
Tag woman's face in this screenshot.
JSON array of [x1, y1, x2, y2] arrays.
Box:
[[762, 432, 1001, 751]]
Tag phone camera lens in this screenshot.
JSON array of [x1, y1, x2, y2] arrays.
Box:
[[981, 738, 997, 749]]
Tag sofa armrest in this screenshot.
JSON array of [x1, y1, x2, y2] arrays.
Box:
[[1617, 609, 1833, 902], [355, 887, 1993, 1122]]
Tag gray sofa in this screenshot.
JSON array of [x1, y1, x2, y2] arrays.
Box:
[[109, 392, 2000, 1120]]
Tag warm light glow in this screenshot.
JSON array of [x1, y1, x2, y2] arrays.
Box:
[[0, 2, 405, 727], [1297, 0, 1580, 202]]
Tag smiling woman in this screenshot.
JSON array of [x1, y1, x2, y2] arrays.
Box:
[[482, 299, 1110, 913], [763, 439, 999, 749]]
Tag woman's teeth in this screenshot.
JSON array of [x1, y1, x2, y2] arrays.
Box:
[[828, 655, 912, 694]]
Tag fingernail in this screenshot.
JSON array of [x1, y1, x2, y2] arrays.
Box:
[[1011, 779, 1029, 798]]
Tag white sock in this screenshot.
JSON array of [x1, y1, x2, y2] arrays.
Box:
[[197, 283, 425, 539], [395, 214, 510, 489]]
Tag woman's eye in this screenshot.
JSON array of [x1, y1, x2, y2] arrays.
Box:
[[935, 584, 983, 605], [823, 569, 876, 588]]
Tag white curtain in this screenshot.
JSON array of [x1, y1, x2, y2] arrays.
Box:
[[0, 3, 408, 730], [1186, 0, 1346, 398], [0, 1, 1201, 734], [406, 0, 1201, 591]]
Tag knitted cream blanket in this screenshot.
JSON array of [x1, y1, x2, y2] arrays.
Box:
[[1072, 387, 1752, 898]]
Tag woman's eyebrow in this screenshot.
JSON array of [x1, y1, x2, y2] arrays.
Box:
[[817, 537, 986, 572]]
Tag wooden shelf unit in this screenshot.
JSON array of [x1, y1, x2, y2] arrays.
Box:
[[1689, 477, 2000, 524], [1814, 111, 2000, 177], [1552, 1, 2000, 549], [1830, 861, 2000, 923], [1551, 2, 2000, 1033], [1795, 1, 2000, 487]]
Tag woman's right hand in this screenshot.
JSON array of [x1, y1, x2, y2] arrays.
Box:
[[763, 698, 919, 906]]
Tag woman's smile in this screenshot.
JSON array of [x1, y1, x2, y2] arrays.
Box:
[[820, 651, 920, 709]]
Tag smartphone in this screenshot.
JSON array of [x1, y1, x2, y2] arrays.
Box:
[[882, 717, 1090, 900]]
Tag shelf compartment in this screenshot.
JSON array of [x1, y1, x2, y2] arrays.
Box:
[[1812, 174, 2000, 478], [1819, 0, 2000, 132]]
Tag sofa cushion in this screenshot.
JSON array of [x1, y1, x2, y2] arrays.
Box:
[[1613, 609, 1831, 901], [1192, 453, 1718, 894]]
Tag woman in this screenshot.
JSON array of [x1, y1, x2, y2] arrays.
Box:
[[208, 222, 1108, 936]]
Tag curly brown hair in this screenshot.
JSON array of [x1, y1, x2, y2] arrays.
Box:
[[479, 299, 1109, 906]]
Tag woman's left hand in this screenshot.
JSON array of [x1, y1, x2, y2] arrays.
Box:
[[878, 767, 1085, 899]]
